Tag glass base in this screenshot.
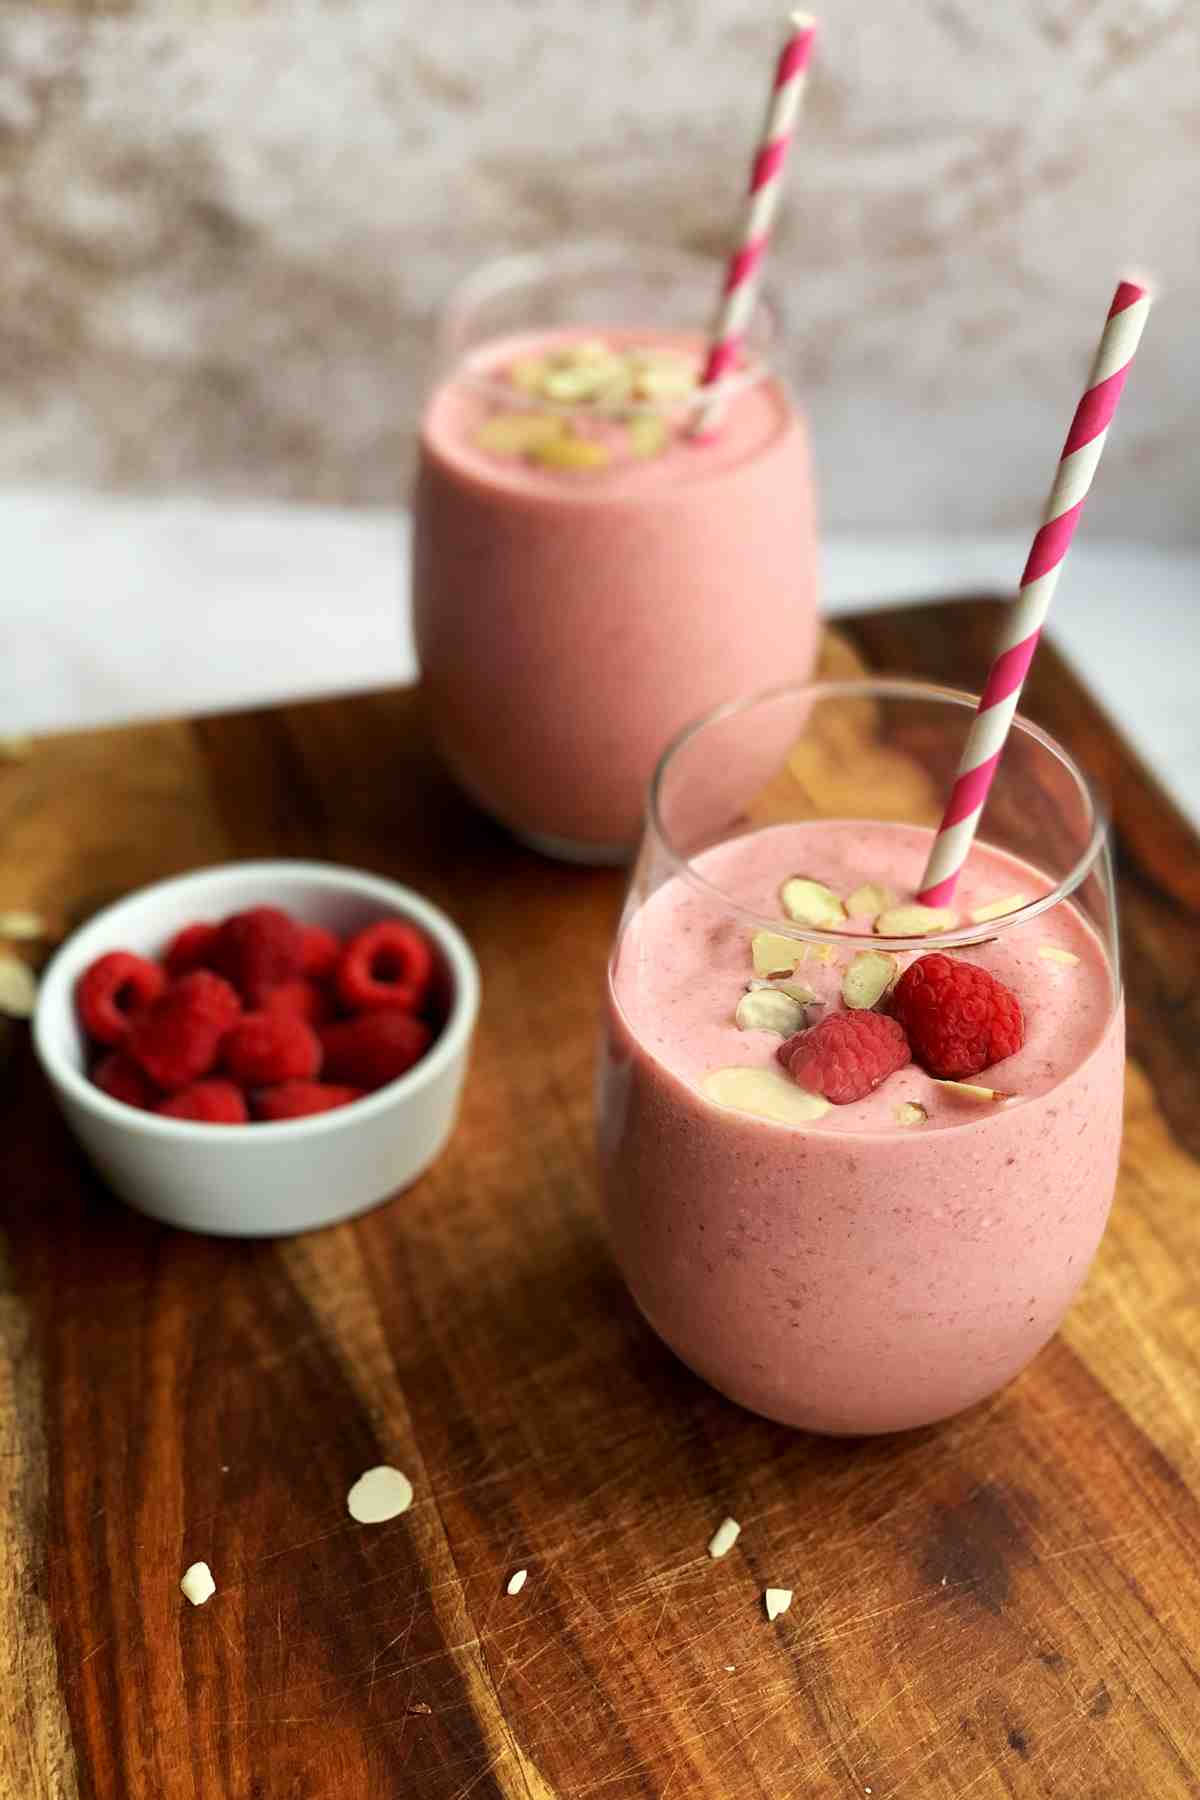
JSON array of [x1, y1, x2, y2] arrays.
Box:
[[513, 826, 632, 868]]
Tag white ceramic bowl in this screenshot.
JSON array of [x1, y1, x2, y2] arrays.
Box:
[[33, 860, 480, 1237]]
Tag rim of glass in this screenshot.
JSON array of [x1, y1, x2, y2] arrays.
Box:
[[436, 238, 777, 416], [646, 677, 1111, 952]]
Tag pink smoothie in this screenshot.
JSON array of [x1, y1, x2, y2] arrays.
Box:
[[413, 328, 819, 858], [600, 820, 1124, 1434]]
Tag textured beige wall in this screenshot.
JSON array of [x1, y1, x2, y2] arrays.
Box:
[[0, 0, 1195, 536]]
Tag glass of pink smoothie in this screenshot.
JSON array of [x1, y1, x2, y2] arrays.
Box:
[[599, 679, 1124, 1435], [413, 241, 819, 864]]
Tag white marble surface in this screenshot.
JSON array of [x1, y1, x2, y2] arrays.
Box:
[[0, 3, 1197, 538], [3, 490, 1197, 830]]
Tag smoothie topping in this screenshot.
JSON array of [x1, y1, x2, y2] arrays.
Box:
[[932, 1079, 1014, 1103], [736, 987, 811, 1036], [845, 881, 896, 918], [894, 1101, 929, 1126], [1038, 944, 1081, 966], [873, 902, 959, 937], [777, 1012, 911, 1106], [779, 876, 846, 928], [840, 949, 899, 1011], [475, 339, 702, 469], [892, 953, 1024, 1081], [750, 929, 807, 977], [703, 1066, 831, 1123], [745, 975, 817, 1006], [970, 893, 1028, 923]]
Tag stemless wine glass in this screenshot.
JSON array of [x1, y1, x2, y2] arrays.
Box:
[[412, 239, 820, 866], [598, 679, 1124, 1435]]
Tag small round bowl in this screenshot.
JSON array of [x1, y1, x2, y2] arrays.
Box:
[[33, 860, 480, 1238]]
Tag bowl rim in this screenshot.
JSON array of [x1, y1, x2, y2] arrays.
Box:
[[32, 858, 480, 1144]]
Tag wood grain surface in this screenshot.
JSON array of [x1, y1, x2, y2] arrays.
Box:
[[1, 604, 1198, 1800]]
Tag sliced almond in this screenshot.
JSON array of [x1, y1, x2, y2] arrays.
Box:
[[533, 434, 611, 472], [874, 903, 959, 937], [894, 1101, 928, 1126], [780, 877, 846, 928], [764, 1587, 793, 1621], [0, 909, 48, 941], [703, 1067, 830, 1126], [0, 956, 36, 1019], [750, 930, 805, 978], [541, 360, 624, 404], [932, 1080, 1013, 1104], [841, 949, 899, 1010], [1038, 945, 1080, 966], [708, 1517, 741, 1560], [632, 361, 697, 402], [969, 893, 1027, 924], [845, 881, 896, 918], [506, 1568, 528, 1596], [509, 357, 547, 393], [745, 976, 817, 1007], [628, 413, 669, 458], [735, 987, 809, 1036], [474, 412, 563, 455]]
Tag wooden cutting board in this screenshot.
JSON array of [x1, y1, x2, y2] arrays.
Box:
[[2, 601, 1198, 1800]]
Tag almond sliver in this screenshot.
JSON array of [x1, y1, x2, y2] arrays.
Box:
[[780, 877, 846, 928], [969, 894, 1027, 923], [1038, 945, 1080, 966], [874, 903, 958, 937], [703, 1067, 830, 1126]]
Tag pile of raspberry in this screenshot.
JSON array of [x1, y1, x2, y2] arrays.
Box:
[[76, 906, 443, 1124], [778, 952, 1025, 1105]]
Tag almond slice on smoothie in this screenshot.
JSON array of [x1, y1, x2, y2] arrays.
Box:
[[474, 412, 564, 455], [969, 893, 1027, 923], [873, 903, 959, 937], [780, 877, 846, 927], [845, 881, 896, 918], [932, 1079, 1013, 1103], [750, 930, 806, 977], [894, 1101, 928, 1126], [1038, 945, 1081, 966], [735, 988, 810, 1035], [841, 950, 899, 1010], [703, 1067, 830, 1125]]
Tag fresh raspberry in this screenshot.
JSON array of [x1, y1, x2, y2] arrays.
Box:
[[92, 1049, 161, 1111], [163, 921, 219, 977], [891, 953, 1024, 1080], [210, 906, 305, 1007], [319, 1010, 432, 1091], [300, 924, 341, 979], [263, 978, 336, 1028], [335, 920, 434, 1015], [157, 1080, 248, 1124], [128, 971, 242, 1090], [222, 1012, 322, 1087], [778, 1011, 911, 1105], [76, 951, 166, 1046], [253, 1080, 365, 1122]]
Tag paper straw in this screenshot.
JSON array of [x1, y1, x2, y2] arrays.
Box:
[[917, 278, 1152, 908], [690, 12, 817, 440]]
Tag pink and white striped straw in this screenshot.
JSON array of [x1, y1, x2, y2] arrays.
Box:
[[690, 11, 817, 440], [918, 278, 1152, 907]]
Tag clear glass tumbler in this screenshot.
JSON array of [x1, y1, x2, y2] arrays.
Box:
[[598, 679, 1124, 1434], [413, 240, 820, 865]]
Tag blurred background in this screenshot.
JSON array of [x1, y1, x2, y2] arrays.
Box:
[[1, 0, 1197, 798]]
